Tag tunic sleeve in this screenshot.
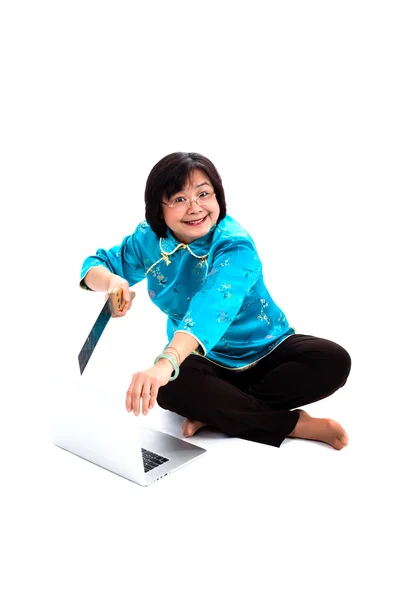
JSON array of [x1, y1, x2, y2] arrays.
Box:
[[79, 222, 147, 289], [175, 238, 262, 354]]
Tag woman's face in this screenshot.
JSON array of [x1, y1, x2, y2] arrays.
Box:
[[161, 169, 220, 244]]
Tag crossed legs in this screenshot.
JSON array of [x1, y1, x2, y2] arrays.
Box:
[[157, 335, 351, 449]]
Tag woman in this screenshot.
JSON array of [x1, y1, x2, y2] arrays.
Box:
[[80, 152, 351, 449]]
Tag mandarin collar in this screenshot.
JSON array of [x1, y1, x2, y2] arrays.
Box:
[[161, 224, 217, 256]]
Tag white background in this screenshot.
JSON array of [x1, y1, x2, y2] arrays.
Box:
[[1, 1, 399, 599]]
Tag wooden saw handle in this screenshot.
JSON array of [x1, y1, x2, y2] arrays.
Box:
[[109, 288, 136, 315]]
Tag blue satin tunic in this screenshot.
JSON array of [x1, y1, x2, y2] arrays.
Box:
[[80, 215, 295, 370]]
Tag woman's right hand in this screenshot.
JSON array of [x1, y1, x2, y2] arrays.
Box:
[[105, 275, 133, 317]]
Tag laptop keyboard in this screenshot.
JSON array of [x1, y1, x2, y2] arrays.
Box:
[[141, 448, 170, 473]]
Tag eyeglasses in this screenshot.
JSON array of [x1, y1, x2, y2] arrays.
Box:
[[162, 191, 216, 212]]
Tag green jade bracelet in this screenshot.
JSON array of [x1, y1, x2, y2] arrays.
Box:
[[154, 353, 180, 381]]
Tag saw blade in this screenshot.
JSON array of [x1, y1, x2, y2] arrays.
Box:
[[78, 288, 135, 375], [78, 298, 113, 374]]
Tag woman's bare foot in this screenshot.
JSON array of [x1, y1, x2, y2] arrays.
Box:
[[288, 410, 348, 450], [181, 418, 207, 438]]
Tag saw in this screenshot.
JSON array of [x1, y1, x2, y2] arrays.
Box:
[[78, 288, 135, 375]]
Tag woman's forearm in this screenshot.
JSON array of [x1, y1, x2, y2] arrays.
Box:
[[83, 266, 117, 291], [163, 331, 201, 365]]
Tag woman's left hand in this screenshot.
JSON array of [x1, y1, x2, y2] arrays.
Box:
[[125, 362, 174, 416]]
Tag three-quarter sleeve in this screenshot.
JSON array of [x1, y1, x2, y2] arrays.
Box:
[[80, 222, 147, 289], [175, 238, 262, 354]]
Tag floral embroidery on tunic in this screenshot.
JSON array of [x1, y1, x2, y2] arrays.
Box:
[[217, 283, 232, 299], [217, 310, 232, 324], [150, 264, 167, 286], [219, 258, 230, 268], [257, 298, 271, 324], [242, 334, 253, 345], [241, 267, 256, 278], [194, 259, 207, 276], [183, 312, 195, 329]]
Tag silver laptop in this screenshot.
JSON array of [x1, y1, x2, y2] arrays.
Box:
[[48, 375, 206, 486]]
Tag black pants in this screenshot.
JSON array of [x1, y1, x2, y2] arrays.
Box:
[[157, 334, 351, 447]]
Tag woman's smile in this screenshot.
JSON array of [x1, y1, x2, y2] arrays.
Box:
[[182, 215, 208, 226]]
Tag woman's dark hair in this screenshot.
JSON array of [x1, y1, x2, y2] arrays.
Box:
[[144, 152, 227, 237]]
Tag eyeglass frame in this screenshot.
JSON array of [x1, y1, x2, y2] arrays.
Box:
[[161, 190, 216, 211]]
